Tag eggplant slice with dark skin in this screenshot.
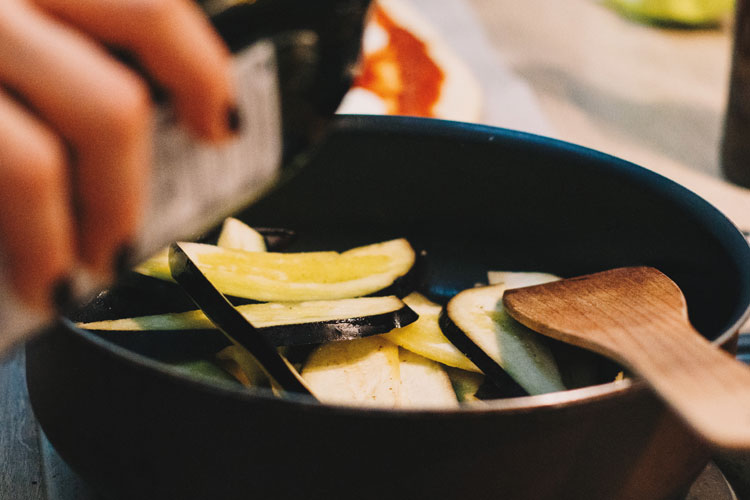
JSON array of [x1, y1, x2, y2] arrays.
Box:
[[79, 296, 418, 359], [135, 238, 417, 302], [439, 310, 528, 397], [168, 242, 315, 397], [440, 284, 566, 396]]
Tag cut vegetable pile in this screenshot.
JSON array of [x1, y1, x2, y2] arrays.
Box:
[[78, 218, 618, 408]]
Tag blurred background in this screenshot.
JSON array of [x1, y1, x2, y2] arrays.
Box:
[[341, 0, 750, 228]]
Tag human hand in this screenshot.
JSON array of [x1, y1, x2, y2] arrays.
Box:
[[0, 0, 236, 312]]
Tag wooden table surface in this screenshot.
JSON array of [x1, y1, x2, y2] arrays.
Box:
[[2, 0, 749, 498]]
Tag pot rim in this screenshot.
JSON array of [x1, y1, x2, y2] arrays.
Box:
[[60, 318, 744, 417], [59, 115, 750, 418]]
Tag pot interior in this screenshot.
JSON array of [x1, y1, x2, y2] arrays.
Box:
[[68, 115, 750, 403]]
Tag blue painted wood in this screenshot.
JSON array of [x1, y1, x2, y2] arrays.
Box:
[[1, 348, 45, 500], [0, 347, 98, 500], [39, 429, 98, 500]]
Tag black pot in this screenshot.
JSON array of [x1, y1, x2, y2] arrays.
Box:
[[26, 116, 750, 500]]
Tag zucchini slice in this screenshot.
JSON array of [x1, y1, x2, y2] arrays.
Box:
[[441, 285, 566, 396], [216, 217, 267, 252], [135, 238, 416, 302], [397, 348, 458, 408], [382, 293, 479, 373], [78, 296, 417, 349], [301, 336, 400, 407]]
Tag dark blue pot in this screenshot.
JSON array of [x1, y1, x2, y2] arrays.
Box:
[[26, 116, 750, 500]]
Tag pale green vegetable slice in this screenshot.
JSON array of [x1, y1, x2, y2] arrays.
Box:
[[607, 0, 733, 25]]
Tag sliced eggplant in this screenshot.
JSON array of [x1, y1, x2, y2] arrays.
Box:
[[168, 242, 314, 398], [440, 285, 566, 396], [136, 238, 416, 302], [487, 271, 560, 288], [301, 336, 400, 407], [216, 217, 267, 252], [397, 348, 458, 408], [78, 295, 417, 352], [382, 292, 479, 372]]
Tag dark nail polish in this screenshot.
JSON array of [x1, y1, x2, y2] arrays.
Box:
[[227, 106, 242, 133], [114, 243, 136, 278], [51, 277, 75, 315]]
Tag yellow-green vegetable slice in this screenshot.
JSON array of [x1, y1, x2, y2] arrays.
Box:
[[134, 238, 415, 302], [383, 292, 480, 373]]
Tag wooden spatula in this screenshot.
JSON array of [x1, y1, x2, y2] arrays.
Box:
[[502, 266, 750, 450]]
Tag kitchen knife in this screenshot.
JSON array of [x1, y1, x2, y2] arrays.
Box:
[[0, 0, 373, 356]]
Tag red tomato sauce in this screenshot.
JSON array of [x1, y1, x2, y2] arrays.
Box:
[[353, 6, 444, 117]]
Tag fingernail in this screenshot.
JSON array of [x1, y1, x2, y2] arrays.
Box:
[[51, 276, 75, 315], [227, 105, 242, 133], [113, 243, 136, 278]]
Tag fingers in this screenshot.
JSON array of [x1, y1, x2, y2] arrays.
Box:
[[0, 2, 151, 277], [0, 88, 75, 310], [35, 0, 236, 141], [0, 0, 235, 311]]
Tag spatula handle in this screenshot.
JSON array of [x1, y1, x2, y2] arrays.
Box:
[[620, 323, 750, 450]]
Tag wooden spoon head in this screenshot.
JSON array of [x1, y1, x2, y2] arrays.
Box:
[[502, 266, 689, 360], [505, 266, 750, 450]]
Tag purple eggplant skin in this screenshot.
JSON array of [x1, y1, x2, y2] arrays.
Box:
[[70, 272, 264, 326], [84, 305, 418, 360], [438, 309, 528, 397], [168, 242, 314, 396]]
